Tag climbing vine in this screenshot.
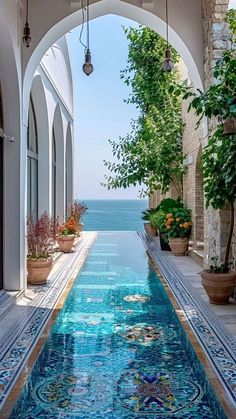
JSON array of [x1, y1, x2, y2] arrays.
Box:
[[103, 26, 187, 197]]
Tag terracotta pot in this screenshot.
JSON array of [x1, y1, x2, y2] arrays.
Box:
[[149, 225, 157, 237], [200, 270, 236, 305], [169, 237, 189, 256], [57, 235, 75, 253], [27, 257, 53, 285], [223, 117, 236, 135]]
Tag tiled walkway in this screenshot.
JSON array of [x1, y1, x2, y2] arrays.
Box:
[[139, 233, 236, 413]]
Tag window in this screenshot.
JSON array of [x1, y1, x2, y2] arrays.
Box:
[[52, 127, 56, 218], [27, 96, 38, 218]]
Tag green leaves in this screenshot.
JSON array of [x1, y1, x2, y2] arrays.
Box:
[[202, 125, 236, 209], [103, 26, 187, 197]]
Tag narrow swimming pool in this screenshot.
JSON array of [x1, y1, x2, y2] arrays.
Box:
[[10, 232, 226, 418]]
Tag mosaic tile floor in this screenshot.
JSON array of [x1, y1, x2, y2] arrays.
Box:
[[10, 232, 226, 418], [140, 232, 236, 409], [0, 232, 97, 410]]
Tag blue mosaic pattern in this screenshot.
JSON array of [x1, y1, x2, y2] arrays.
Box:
[[0, 233, 97, 409], [10, 232, 226, 418]]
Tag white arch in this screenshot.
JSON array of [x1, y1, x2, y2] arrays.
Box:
[[23, 0, 203, 122], [66, 123, 73, 211], [52, 104, 65, 222], [31, 75, 50, 216]]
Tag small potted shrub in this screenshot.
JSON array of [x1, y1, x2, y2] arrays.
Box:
[[164, 207, 192, 256], [69, 200, 87, 236], [145, 210, 158, 236], [27, 213, 58, 285], [57, 217, 77, 253], [154, 198, 185, 251], [142, 208, 158, 235]]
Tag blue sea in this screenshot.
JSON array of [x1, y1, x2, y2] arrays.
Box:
[[81, 199, 147, 231]]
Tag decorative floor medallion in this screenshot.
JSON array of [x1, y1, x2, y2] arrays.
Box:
[[117, 323, 163, 346], [117, 369, 201, 415], [123, 294, 151, 303]]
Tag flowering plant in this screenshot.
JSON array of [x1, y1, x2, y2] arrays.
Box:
[[69, 201, 87, 224], [27, 213, 59, 259], [158, 207, 192, 239], [59, 217, 77, 236]]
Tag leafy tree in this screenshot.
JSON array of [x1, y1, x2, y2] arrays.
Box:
[[102, 26, 187, 197], [185, 9, 236, 269]]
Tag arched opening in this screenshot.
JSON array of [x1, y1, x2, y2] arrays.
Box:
[[66, 123, 73, 213], [27, 96, 38, 218], [195, 147, 204, 250], [0, 83, 4, 290], [30, 75, 50, 216]]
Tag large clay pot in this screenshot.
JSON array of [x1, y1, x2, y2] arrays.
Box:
[[57, 235, 75, 253], [159, 232, 171, 251], [200, 270, 236, 305], [169, 237, 189, 256], [27, 257, 53, 285], [223, 117, 236, 135]]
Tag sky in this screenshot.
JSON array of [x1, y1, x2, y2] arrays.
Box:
[[67, 1, 236, 200], [67, 15, 141, 200]]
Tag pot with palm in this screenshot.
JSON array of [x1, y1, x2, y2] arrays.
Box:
[[27, 213, 57, 285], [161, 207, 192, 256], [57, 217, 77, 253]]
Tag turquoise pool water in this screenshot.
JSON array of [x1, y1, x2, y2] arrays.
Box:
[[11, 232, 226, 418]]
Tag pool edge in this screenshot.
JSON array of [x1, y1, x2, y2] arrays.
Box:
[[148, 253, 236, 419]]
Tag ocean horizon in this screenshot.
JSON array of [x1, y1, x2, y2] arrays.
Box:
[[81, 199, 148, 231]]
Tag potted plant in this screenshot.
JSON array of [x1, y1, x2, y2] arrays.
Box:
[[142, 208, 158, 236], [150, 210, 171, 251], [184, 10, 236, 304], [199, 125, 236, 304], [27, 213, 58, 285], [154, 198, 185, 251], [69, 200, 87, 236], [57, 217, 77, 253], [163, 207, 192, 256], [147, 212, 159, 236]]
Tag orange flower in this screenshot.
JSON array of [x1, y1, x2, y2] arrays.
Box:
[[169, 218, 174, 222], [166, 213, 173, 219], [166, 225, 171, 229], [179, 224, 183, 228], [176, 218, 180, 222], [183, 222, 189, 229]]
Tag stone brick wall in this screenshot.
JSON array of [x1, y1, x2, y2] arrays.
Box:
[[182, 95, 205, 248]]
